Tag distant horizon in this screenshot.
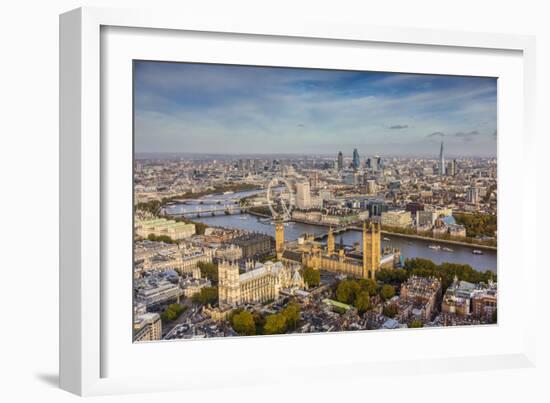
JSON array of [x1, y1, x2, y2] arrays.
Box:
[[134, 61, 497, 157], [134, 148, 496, 160]]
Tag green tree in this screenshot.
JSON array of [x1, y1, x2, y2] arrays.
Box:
[[358, 278, 378, 296], [197, 261, 219, 283], [335, 279, 360, 304], [161, 303, 185, 322], [281, 302, 301, 330], [263, 313, 287, 335], [136, 200, 162, 216], [231, 310, 256, 336], [253, 311, 266, 335], [382, 304, 398, 318], [376, 268, 409, 285], [146, 233, 175, 244], [192, 286, 218, 306], [404, 258, 437, 272], [403, 258, 496, 290], [354, 291, 371, 313], [380, 284, 395, 300], [302, 267, 321, 288], [454, 212, 497, 238], [408, 320, 423, 328], [194, 222, 208, 235]]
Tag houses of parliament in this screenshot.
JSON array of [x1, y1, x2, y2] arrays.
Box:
[[280, 221, 394, 281], [216, 220, 397, 309]]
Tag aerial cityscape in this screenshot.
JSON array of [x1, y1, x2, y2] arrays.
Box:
[[133, 61, 497, 342]]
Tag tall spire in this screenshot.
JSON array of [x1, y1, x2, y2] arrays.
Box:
[[439, 141, 445, 176], [327, 227, 335, 255]]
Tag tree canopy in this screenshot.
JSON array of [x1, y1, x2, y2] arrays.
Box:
[[192, 286, 218, 306], [263, 302, 301, 334], [336, 279, 361, 305], [302, 267, 321, 288], [404, 258, 495, 290], [263, 313, 288, 335], [382, 304, 398, 318], [161, 303, 186, 322], [380, 284, 396, 300], [230, 310, 256, 336], [408, 319, 423, 328], [454, 212, 497, 238], [354, 291, 371, 313], [198, 261, 219, 283], [147, 233, 176, 244]]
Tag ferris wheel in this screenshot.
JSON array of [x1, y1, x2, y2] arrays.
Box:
[[266, 177, 295, 221]]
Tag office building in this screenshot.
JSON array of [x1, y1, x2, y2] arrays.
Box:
[[136, 218, 196, 240], [133, 312, 162, 342], [352, 148, 360, 170], [337, 151, 344, 171], [231, 233, 274, 258], [467, 185, 480, 204], [439, 141, 446, 176], [296, 181, 311, 209], [366, 179, 377, 195], [447, 159, 457, 176]]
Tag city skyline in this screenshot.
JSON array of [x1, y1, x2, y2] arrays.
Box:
[[134, 142, 495, 161], [134, 61, 497, 157]]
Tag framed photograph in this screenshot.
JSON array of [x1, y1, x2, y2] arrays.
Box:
[[60, 7, 537, 396]]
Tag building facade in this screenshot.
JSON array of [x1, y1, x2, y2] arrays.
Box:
[[400, 275, 442, 322], [381, 210, 413, 228], [136, 218, 196, 240], [133, 312, 162, 341], [282, 221, 385, 280], [439, 141, 446, 176], [295, 181, 311, 210], [352, 148, 360, 170], [231, 233, 274, 258], [218, 260, 305, 306]]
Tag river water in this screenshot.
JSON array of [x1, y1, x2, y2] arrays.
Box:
[[164, 190, 497, 273], [191, 213, 496, 273]]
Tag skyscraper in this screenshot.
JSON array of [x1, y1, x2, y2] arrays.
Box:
[[439, 142, 446, 176], [467, 185, 479, 204], [352, 148, 360, 170], [337, 151, 343, 171], [447, 159, 457, 176], [295, 181, 311, 210]]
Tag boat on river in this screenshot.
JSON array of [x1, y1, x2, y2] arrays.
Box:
[[383, 237, 391, 241], [472, 249, 484, 255], [442, 247, 454, 252], [428, 244, 441, 250]]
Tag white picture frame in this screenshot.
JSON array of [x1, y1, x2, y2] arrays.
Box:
[[60, 6, 537, 396]]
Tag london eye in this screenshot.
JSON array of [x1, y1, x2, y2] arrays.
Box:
[[266, 177, 295, 221]]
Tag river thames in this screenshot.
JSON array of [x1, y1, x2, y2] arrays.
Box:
[[163, 189, 497, 273], [188, 213, 497, 273]]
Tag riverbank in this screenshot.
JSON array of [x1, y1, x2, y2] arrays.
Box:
[[254, 215, 497, 251], [379, 231, 497, 251], [192, 213, 497, 272], [246, 210, 271, 219]]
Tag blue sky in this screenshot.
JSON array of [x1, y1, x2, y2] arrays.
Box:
[[134, 61, 497, 157]]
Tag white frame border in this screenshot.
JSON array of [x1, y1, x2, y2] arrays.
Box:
[[59, 6, 537, 396]]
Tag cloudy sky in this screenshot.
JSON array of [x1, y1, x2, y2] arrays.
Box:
[[134, 61, 497, 157]]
